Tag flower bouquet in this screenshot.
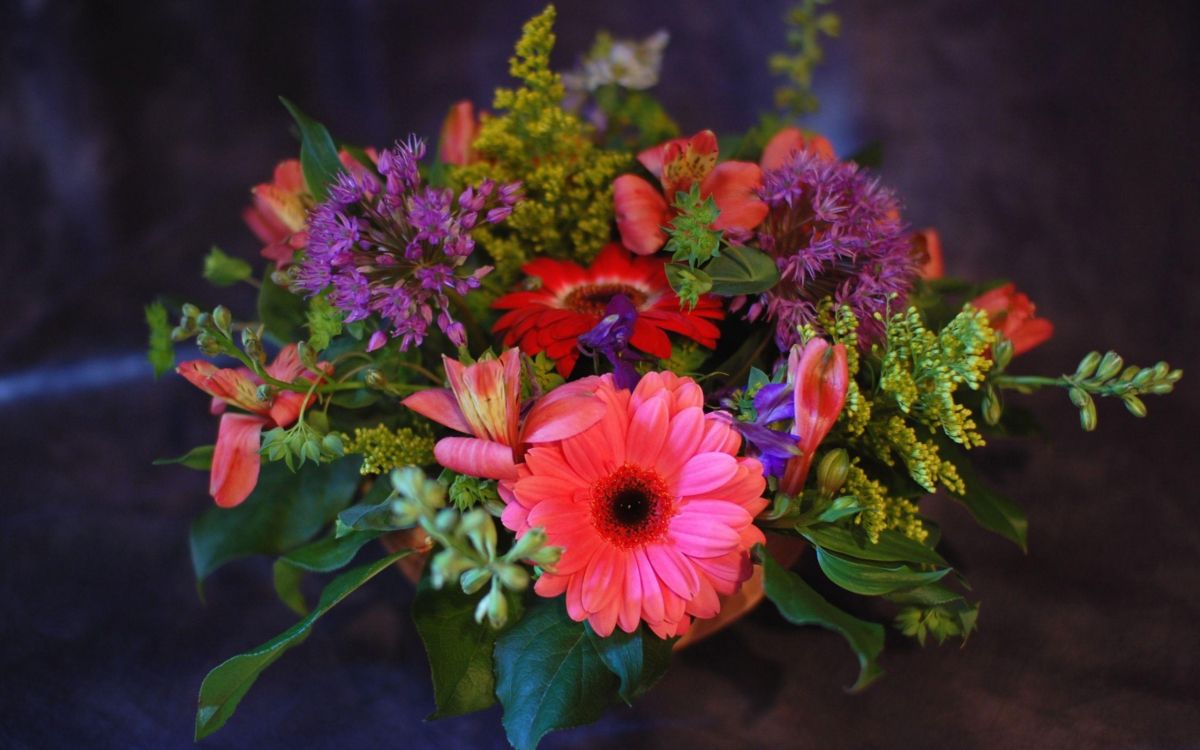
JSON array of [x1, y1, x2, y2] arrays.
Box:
[[146, 5, 1183, 748]]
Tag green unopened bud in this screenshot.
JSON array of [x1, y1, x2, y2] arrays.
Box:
[[1132, 368, 1154, 388], [1149, 382, 1175, 395], [181, 303, 201, 321], [270, 269, 291, 288], [1079, 399, 1097, 431], [1074, 350, 1102, 379], [364, 369, 388, 389], [195, 311, 211, 329], [1095, 351, 1124, 381], [434, 508, 458, 533], [475, 581, 508, 628], [255, 384, 273, 403], [981, 385, 1003, 426], [816, 449, 850, 497], [430, 549, 471, 589], [196, 332, 223, 357], [170, 325, 191, 342], [321, 433, 344, 457], [1119, 365, 1138, 382], [461, 509, 497, 558], [528, 545, 563, 568], [1123, 395, 1147, 418], [212, 305, 232, 334], [1068, 387, 1090, 409], [301, 438, 322, 464], [992, 338, 1014, 371], [493, 562, 530, 592], [505, 528, 548, 561], [460, 567, 492, 595], [241, 327, 266, 363], [389, 497, 422, 528]]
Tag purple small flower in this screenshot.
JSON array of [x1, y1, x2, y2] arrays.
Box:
[[578, 294, 641, 389]]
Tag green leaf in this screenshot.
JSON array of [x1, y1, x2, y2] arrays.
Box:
[[413, 575, 524, 719], [759, 546, 884, 692], [884, 583, 964, 607], [279, 97, 343, 201], [257, 272, 306, 345], [334, 487, 402, 538], [938, 439, 1028, 551], [494, 600, 619, 750], [305, 295, 344, 352], [272, 529, 383, 615], [801, 526, 949, 567], [194, 550, 408, 740], [586, 624, 674, 705], [704, 245, 780, 296], [815, 548, 950, 596], [847, 140, 883, 169], [202, 245, 253, 287], [153, 445, 214, 470], [144, 301, 175, 378], [189, 458, 361, 584], [815, 496, 861, 523]]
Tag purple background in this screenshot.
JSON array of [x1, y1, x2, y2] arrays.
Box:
[[2, 1, 1198, 748]]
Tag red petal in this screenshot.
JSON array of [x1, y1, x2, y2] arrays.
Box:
[[613, 175, 669, 255], [439, 100, 478, 166], [210, 413, 267, 508], [701, 162, 768, 232], [401, 388, 472, 434], [761, 126, 836, 170], [630, 318, 672, 359]]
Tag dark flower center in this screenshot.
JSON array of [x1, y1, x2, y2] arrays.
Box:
[[590, 464, 674, 548], [565, 283, 648, 316]]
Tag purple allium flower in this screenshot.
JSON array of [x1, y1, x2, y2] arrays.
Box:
[[295, 135, 522, 351], [753, 150, 917, 347]]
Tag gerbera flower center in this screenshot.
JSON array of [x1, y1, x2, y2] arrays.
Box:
[[590, 464, 674, 548], [564, 283, 647, 315]]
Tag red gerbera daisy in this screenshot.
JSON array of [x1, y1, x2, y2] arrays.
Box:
[[492, 243, 724, 377]]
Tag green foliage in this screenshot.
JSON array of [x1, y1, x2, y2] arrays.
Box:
[[894, 598, 979, 646], [664, 186, 723, 267], [592, 84, 679, 150], [937, 438, 1028, 551], [446, 472, 504, 514], [144, 301, 175, 378], [529, 351, 566, 393], [585, 623, 674, 705], [262, 416, 345, 471], [202, 246, 253, 287], [189, 458, 361, 584], [257, 271, 306, 344], [194, 550, 408, 740], [305, 295, 344, 352], [704, 245, 781, 296], [271, 529, 383, 616], [494, 600, 621, 750], [279, 97, 342, 201], [451, 6, 628, 278], [815, 548, 951, 596], [412, 574, 524, 719], [152, 444, 214, 470], [664, 264, 713, 309], [800, 526, 948, 567], [758, 546, 884, 691], [769, 0, 840, 116]]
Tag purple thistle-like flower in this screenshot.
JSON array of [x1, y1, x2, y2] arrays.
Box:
[[754, 150, 917, 347], [294, 134, 522, 351]]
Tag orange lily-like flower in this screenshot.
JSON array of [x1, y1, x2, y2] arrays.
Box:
[[971, 283, 1054, 356], [779, 338, 850, 496], [177, 345, 322, 508], [439, 100, 481, 166], [910, 228, 945, 280], [613, 129, 769, 255], [401, 349, 607, 481], [760, 126, 836, 171]]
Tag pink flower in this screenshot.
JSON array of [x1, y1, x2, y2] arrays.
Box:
[[177, 345, 323, 507], [970, 283, 1054, 356], [439, 100, 480, 166], [760, 126, 836, 171], [910, 228, 944, 280], [779, 339, 849, 496], [401, 349, 607, 481], [613, 130, 769, 256], [501, 371, 769, 638]]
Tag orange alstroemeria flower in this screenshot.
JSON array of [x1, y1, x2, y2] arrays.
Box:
[[760, 126, 836, 171], [779, 338, 849, 496], [613, 130, 769, 255], [910, 228, 945, 280], [971, 283, 1054, 356], [177, 345, 326, 507], [439, 100, 481, 166]]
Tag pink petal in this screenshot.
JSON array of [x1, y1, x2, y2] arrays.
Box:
[[701, 162, 768, 231], [500, 499, 530, 533], [677, 500, 753, 528], [634, 548, 665, 623], [613, 174, 669, 255], [618, 554, 643, 633], [625, 395, 668, 468], [566, 572, 587, 623], [522, 393, 607, 443], [675, 452, 738, 496], [668, 515, 742, 558], [645, 544, 701, 599], [268, 392, 307, 428], [588, 596, 621, 638], [264, 344, 305, 382], [534, 573, 569, 597], [523, 446, 588, 487], [582, 546, 622, 613], [684, 577, 721, 619], [401, 388, 472, 434], [656, 406, 704, 479], [210, 413, 267, 508], [433, 437, 517, 481], [515, 477, 579, 509]]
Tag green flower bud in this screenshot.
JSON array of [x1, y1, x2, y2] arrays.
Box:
[[1074, 350, 1102, 379], [321, 433, 344, 457], [475, 582, 508, 628], [430, 549, 471, 589], [1123, 395, 1147, 418], [461, 509, 497, 558], [1079, 399, 1097, 431], [255, 384, 273, 403], [1119, 365, 1139, 382], [460, 567, 492, 596], [388, 498, 422, 528], [1095, 351, 1124, 382], [1149, 382, 1175, 395], [992, 338, 1014, 372], [212, 305, 232, 334], [195, 311, 211, 329], [1068, 387, 1090, 409], [270, 269, 290, 288], [434, 508, 458, 533], [816, 449, 850, 497], [170, 325, 191, 342], [301, 439, 321, 464], [196, 332, 223, 357], [981, 385, 1003, 426], [181, 303, 201, 320], [1132, 368, 1154, 388], [493, 562, 530, 592], [364, 369, 388, 389], [505, 528, 548, 562], [528, 545, 563, 567]]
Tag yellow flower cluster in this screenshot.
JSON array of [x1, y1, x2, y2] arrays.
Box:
[[866, 415, 965, 495], [845, 461, 927, 543], [343, 424, 435, 476], [452, 6, 628, 279]]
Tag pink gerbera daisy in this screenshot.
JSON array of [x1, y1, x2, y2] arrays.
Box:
[[501, 371, 769, 638]]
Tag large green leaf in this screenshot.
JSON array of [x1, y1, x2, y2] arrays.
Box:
[[195, 550, 408, 740], [938, 439, 1029, 551], [257, 272, 306, 345], [279, 97, 343, 201], [585, 623, 674, 705], [759, 546, 885, 692], [815, 548, 950, 596], [704, 245, 780, 296], [189, 458, 361, 584], [801, 526, 949, 568], [412, 576, 523, 719], [272, 529, 383, 615], [153, 445, 214, 471], [494, 600, 619, 750]]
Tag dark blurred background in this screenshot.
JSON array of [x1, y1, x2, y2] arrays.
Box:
[[2, 1, 1198, 748]]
